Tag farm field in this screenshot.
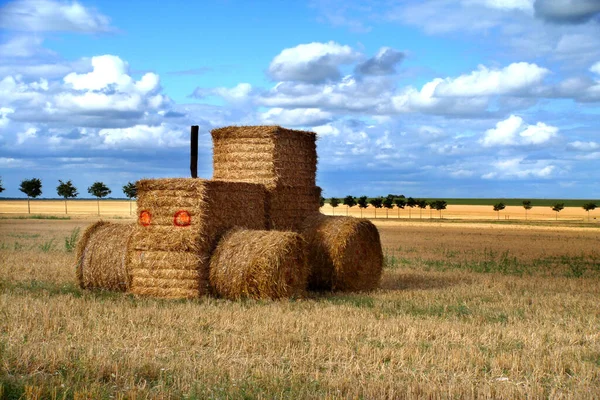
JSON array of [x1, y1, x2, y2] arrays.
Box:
[[1, 216, 600, 398], [1, 200, 599, 222]]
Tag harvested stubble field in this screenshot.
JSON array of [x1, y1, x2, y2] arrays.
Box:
[[1, 216, 599, 399]]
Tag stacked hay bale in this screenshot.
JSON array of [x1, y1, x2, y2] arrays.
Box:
[[209, 228, 309, 299], [301, 214, 383, 292], [212, 126, 321, 231], [75, 221, 134, 291], [127, 178, 266, 298]]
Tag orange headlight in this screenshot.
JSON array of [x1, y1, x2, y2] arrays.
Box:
[[174, 210, 191, 227], [139, 210, 151, 227]]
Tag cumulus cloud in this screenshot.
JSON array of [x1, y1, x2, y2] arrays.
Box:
[[63, 55, 159, 94], [567, 141, 600, 151], [480, 115, 558, 146], [591, 62, 600, 75], [483, 157, 556, 178], [268, 41, 360, 82], [355, 47, 405, 75], [259, 108, 332, 126], [434, 62, 549, 97], [534, 0, 600, 24], [0, 0, 114, 33], [98, 123, 186, 148]]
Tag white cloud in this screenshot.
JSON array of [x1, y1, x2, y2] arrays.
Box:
[[313, 124, 340, 137], [0, 0, 114, 33], [434, 62, 549, 97], [63, 55, 158, 94], [213, 83, 253, 103], [268, 41, 361, 82], [259, 107, 332, 126], [484, 157, 556, 178], [465, 0, 534, 12], [568, 141, 600, 151], [0, 107, 15, 128], [54, 92, 143, 112], [0, 35, 56, 58], [16, 127, 37, 144], [591, 62, 600, 76], [480, 115, 558, 146], [98, 124, 186, 148]]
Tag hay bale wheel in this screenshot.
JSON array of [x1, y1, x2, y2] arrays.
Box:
[[301, 214, 383, 292], [209, 229, 309, 300], [75, 221, 134, 291]]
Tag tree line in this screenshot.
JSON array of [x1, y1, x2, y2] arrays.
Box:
[[322, 195, 598, 221], [321, 194, 449, 219], [0, 177, 138, 215], [492, 200, 597, 221]]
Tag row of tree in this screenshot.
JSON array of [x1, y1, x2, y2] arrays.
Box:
[[322, 195, 598, 221], [322, 195, 449, 219], [0, 178, 138, 215], [492, 200, 597, 221]]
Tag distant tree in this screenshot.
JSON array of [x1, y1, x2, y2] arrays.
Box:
[[430, 200, 447, 218], [122, 181, 138, 215], [19, 178, 42, 214], [394, 197, 406, 218], [493, 202, 506, 220], [330, 197, 340, 216], [382, 196, 394, 218], [56, 180, 78, 214], [417, 199, 428, 219], [319, 196, 325, 208], [343, 195, 357, 216], [551, 202, 564, 221], [369, 197, 383, 218], [406, 197, 417, 219], [582, 202, 597, 222], [522, 200, 532, 220], [0, 177, 4, 193], [357, 196, 368, 218], [88, 182, 111, 216]]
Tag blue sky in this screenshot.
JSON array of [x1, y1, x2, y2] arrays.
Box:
[[0, 0, 599, 199]]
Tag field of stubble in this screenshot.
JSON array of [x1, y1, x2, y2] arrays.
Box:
[[1, 216, 599, 399]]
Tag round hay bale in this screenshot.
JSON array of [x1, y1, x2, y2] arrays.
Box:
[[209, 229, 309, 300], [301, 214, 383, 292], [75, 221, 134, 291]]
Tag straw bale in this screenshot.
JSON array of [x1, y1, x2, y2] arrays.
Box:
[[128, 178, 266, 298], [75, 221, 134, 291], [211, 125, 317, 188], [301, 214, 383, 292], [267, 186, 322, 231], [209, 229, 309, 300]]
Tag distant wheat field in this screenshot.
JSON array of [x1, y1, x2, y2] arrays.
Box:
[[1, 200, 598, 222], [1, 216, 599, 398]]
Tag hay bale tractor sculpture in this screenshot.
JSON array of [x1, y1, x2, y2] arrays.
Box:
[[75, 126, 383, 299]]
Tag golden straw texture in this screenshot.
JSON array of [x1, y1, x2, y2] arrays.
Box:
[[211, 125, 317, 189], [209, 228, 309, 300], [301, 214, 383, 292], [266, 186, 322, 231], [128, 178, 266, 298], [75, 221, 134, 291]]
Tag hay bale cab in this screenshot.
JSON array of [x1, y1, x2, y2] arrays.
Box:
[[75, 126, 383, 299]]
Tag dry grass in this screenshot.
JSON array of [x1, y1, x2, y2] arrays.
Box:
[[1, 217, 599, 399]]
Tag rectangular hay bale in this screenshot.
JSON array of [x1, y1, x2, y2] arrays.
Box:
[[128, 178, 267, 298], [211, 125, 317, 188], [266, 186, 322, 231]]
